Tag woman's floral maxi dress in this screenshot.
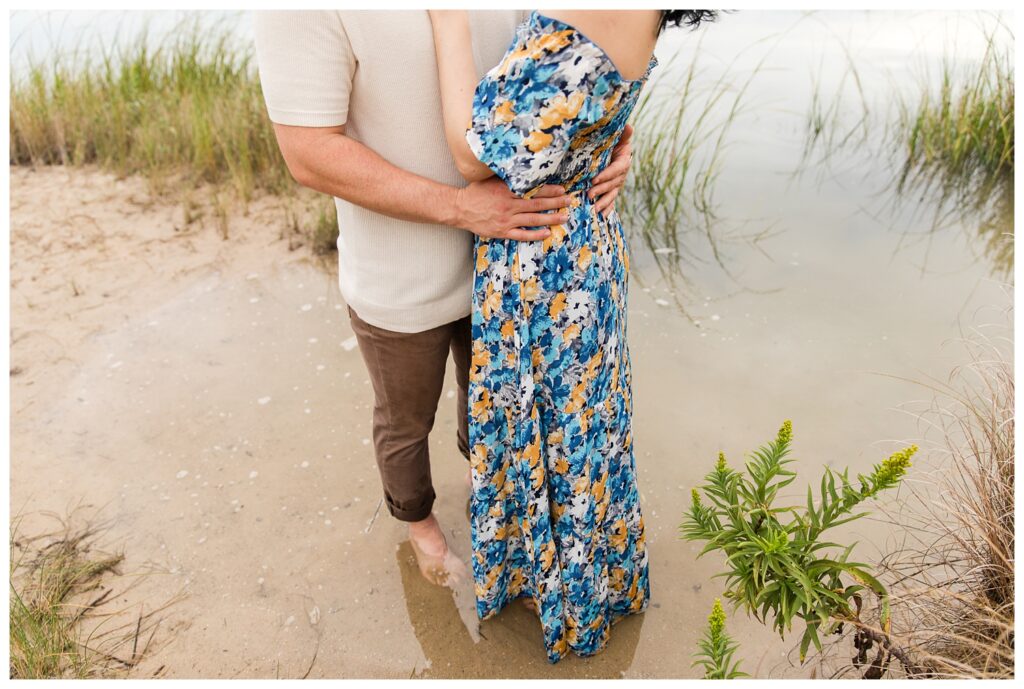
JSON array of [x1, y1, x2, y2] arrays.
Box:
[[464, 11, 654, 664]]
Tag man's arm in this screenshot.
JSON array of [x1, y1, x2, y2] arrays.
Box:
[[255, 10, 570, 241], [272, 123, 573, 241]]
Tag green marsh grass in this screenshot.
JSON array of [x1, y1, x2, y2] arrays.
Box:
[[799, 15, 1013, 276], [9, 15, 338, 250], [892, 23, 1014, 274], [801, 40, 871, 173], [618, 30, 786, 319], [10, 520, 121, 678]]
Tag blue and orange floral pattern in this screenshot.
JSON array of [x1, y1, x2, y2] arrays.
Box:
[[464, 11, 655, 664]]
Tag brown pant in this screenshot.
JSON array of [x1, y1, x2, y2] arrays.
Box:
[[347, 305, 471, 522]]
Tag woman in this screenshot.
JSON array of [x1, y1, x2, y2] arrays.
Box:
[[429, 9, 718, 663]]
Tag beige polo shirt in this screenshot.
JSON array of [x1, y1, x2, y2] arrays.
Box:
[[253, 10, 526, 333]]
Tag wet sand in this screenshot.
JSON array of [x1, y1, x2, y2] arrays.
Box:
[[9, 165, 794, 678], [9, 163, 1006, 677]]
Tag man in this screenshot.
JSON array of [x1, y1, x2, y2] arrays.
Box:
[[252, 10, 634, 581]]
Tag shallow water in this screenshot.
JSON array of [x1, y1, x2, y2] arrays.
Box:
[[9, 9, 1013, 679]]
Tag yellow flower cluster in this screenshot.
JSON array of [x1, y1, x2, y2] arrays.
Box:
[[708, 598, 726, 640], [873, 444, 918, 487], [716, 451, 727, 473], [776, 419, 793, 446]]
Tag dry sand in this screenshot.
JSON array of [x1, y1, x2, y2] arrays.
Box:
[[9, 165, 833, 678]]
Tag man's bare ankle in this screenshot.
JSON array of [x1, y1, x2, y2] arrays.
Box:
[[407, 513, 448, 558], [408, 512, 438, 532]]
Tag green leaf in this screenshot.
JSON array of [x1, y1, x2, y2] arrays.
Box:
[[840, 563, 886, 597], [880, 597, 891, 634], [799, 626, 813, 663]]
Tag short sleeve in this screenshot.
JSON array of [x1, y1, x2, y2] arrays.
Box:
[[465, 30, 592, 198], [252, 11, 356, 127]]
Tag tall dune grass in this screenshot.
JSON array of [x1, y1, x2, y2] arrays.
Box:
[[9, 519, 123, 678], [12, 16, 281, 196], [9, 15, 338, 251], [9, 511, 180, 678]]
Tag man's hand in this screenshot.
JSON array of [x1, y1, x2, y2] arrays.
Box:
[[451, 177, 570, 241], [588, 123, 634, 214]]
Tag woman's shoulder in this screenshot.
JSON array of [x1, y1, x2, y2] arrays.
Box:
[[530, 11, 658, 84], [487, 11, 624, 94], [493, 11, 655, 89]]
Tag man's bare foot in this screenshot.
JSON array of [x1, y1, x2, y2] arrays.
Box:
[[522, 596, 538, 614], [409, 513, 447, 557], [408, 513, 468, 586]]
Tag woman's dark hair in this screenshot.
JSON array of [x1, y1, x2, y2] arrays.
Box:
[[659, 10, 719, 33]]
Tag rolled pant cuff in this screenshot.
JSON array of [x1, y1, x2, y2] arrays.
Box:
[[386, 493, 435, 523]]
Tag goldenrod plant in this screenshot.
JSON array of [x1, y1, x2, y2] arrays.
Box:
[[681, 420, 918, 677], [692, 598, 747, 679]]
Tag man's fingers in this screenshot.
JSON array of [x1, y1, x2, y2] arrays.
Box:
[[594, 124, 632, 180], [519, 194, 571, 213], [512, 211, 569, 228], [594, 187, 620, 214], [530, 184, 568, 198], [503, 227, 551, 241], [588, 175, 625, 200], [619, 123, 634, 146], [592, 158, 629, 186], [592, 146, 631, 181]]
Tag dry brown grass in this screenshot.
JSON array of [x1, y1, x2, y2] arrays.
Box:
[[873, 299, 1014, 678]]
